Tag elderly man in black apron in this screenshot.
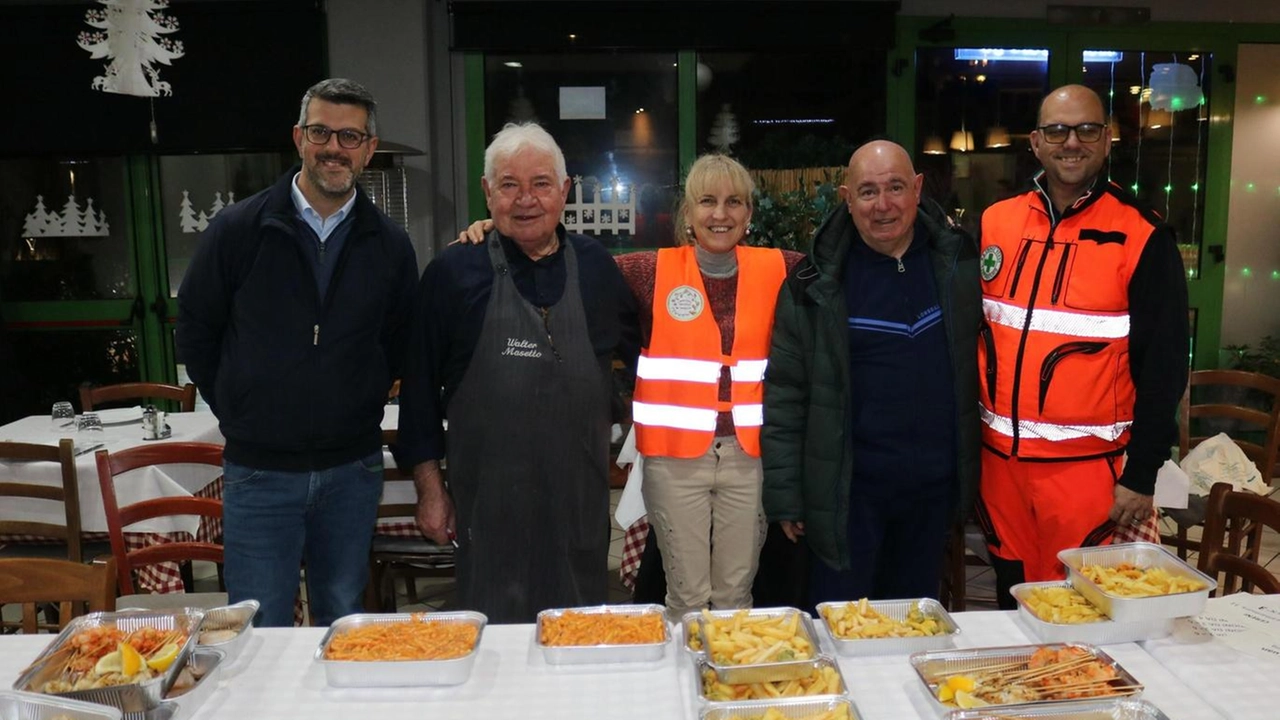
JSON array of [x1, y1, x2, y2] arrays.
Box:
[[397, 122, 639, 623]]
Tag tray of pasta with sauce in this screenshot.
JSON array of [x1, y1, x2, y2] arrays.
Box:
[[314, 611, 486, 687], [13, 609, 204, 713], [1058, 543, 1216, 622], [910, 643, 1142, 716], [535, 604, 668, 665]]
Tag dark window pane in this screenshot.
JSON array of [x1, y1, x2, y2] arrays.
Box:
[[914, 48, 1050, 230], [0, 157, 134, 301], [484, 53, 680, 250], [159, 153, 294, 296], [1081, 51, 1211, 278], [7, 329, 140, 417]]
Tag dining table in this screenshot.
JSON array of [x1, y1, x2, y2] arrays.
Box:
[[0, 404, 418, 592], [1, 606, 1260, 720]]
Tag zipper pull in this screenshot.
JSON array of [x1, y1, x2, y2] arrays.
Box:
[[313, 324, 320, 346], [896, 257, 905, 273]]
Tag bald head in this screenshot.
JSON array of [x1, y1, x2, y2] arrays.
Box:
[[839, 140, 923, 258], [1037, 84, 1105, 127]]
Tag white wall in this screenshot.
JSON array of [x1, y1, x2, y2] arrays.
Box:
[[325, 0, 438, 269], [1220, 43, 1280, 349]]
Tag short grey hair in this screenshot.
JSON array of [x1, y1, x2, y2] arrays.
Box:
[[484, 122, 567, 185], [297, 78, 378, 137]]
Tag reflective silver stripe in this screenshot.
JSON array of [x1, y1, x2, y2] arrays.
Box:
[[729, 359, 768, 383], [731, 404, 763, 427], [636, 355, 721, 383], [980, 406, 1131, 442], [632, 401, 718, 431], [983, 298, 1129, 339]]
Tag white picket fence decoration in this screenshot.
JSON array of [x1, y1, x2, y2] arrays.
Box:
[[561, 175, 635, 235]]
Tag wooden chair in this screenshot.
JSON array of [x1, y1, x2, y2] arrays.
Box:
[[79, 381, 197, 412], [365, 430, 455, 612], [0, 439, 85, 563], [1197, 481, 1280, 595], [0, 557, 116, 633], [1161, 370, 1280, 559], [95, 443, 227, 607]]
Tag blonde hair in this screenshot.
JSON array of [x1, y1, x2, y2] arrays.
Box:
[[675, 154, 755, 246]]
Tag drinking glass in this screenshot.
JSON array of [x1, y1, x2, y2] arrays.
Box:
[[76, 412, 104, 436], [51, 401, 76, 430]]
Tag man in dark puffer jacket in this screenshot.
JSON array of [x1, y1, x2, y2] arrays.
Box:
[[762, 140, 980, 607]]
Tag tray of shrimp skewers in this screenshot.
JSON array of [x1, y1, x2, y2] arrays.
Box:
[[13, 609, 204, 713], [910, 643, 1143, 715]]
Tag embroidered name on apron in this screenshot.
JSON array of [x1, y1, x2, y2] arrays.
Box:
[[501, 337, 543, 358]]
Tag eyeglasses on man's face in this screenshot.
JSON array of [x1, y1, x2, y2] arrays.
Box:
[[1036, 122, 1106, 144], [301, 124, 370, 149]]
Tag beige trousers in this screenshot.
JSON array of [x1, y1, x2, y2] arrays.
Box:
[[641, 437, 767, 616]]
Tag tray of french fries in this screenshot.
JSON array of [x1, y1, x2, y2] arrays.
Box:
[[694, 656, 847, 705], [121, 648, 223, 720], [699, 696, 861, 720], [314, 611, 486, 687], [194, 600, 258, 670], [535, 604, 668, 664], [13, 609, 204, 713], [910, 643, 1143, 715], [699, 607, 822, 684], [1011, 581, 1174, 645], [945, 697, 1169, 719], [0, 690, 123, 720], [1058, 542, 1216, 622], [816, 598, 959, 656]]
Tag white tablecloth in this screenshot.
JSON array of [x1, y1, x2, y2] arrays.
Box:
[[0, 611, 1232, 720], [1142, 595, 1280, 720], [0, 411, 225, 535]]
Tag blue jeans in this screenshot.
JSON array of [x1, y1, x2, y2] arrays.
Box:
[[222, 452, 383, 627]]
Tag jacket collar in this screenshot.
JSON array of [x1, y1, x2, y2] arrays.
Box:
[[262, 165, 379, 236], [1029, 170, 1109, 225]]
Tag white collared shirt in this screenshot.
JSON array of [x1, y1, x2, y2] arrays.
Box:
[[290, 172, 358, 243]]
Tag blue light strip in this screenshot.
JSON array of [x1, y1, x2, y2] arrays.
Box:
[[953, 48, 1123, 63]]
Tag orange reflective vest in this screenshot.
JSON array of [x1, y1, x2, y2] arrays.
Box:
[[978, 181, 1159, 460], [632, 245, 787, 458]]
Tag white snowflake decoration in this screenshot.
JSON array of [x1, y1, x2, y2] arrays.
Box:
[[77, 0, 184, 98]]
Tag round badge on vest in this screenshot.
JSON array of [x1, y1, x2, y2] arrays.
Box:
[[666, 285, 705, 321], [980, 245, 1003, 282]]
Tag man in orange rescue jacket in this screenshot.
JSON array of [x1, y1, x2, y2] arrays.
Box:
[[976, 85, 1189, 607]]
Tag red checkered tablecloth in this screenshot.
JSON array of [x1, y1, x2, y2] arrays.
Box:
[[619, 516, 649, 591]]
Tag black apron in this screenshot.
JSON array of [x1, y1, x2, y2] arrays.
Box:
[[447, 234, 612, 623]]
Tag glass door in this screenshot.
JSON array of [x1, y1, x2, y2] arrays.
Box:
[[1067, 33, 1233, 369]]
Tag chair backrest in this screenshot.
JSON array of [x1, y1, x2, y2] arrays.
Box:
[[0, 439, 83, 562], [0, 556, 116, 633], [80, 382, 198, 412], [1197, 481, 1280, 595], [95, 442, 224, 595], [1180, 370, 1280, 485]]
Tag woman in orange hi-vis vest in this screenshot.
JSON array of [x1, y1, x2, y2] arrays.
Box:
[[618, 155, 802, 617]]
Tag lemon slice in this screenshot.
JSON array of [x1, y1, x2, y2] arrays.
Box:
[[937, 683, 955, 702], [955, 690, 990, 709], [147, 643, 181, 672], [947, 675, 977, 693], [94, 650, 122, 675], [119, 642, 143, 677]]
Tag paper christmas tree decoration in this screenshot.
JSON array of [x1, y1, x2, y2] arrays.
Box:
[[708, 104, 740, 153], [22, 195, 110, 237], [77, 0, 184, 97], [177, 190, 236, 233]]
